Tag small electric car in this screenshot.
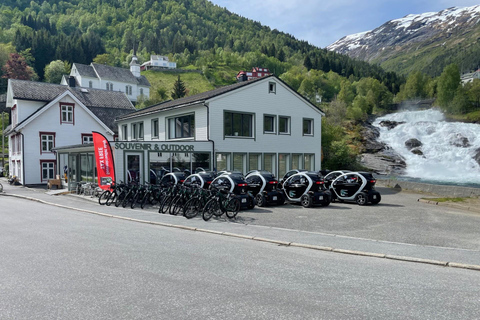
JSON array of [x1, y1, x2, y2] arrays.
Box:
[[278, 169, 308, 189], [210, 172, 255, 210], [323, 170, 351, 189], [329, 172, 381, 205], [184, 171, 216, 189], [282, 171, 331, 208], [158, 172, 186, 187], [245, 170, 285, 206]]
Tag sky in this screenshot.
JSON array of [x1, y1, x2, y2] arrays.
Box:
[[208, 0, 480, 48]]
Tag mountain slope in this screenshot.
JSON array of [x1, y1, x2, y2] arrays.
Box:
[[327, 5, 480, 76]]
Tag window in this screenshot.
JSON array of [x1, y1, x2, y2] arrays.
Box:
[[131, 122, 144, 140], [126, 85, 132, 95], [89, 81, 93, 88], [216, 153, 231, 171], [264, 115, 276, 134], [82, 134, 93, 144], [168, 114, 194, 139], [40, 132, 55, 153], [233, 153, 246, 172], [303, 118, 313, 136], [60, 104, 74, 124], [106, 82, 113, 91], [152, 119, 159, 139], [249, 154, 261, 171], [122, 125, 128, 140], [278, 154, 290, 178], [140, 88, 144, 96], [269, 82, 276, 94], [279, 116, 290, 134], [224, 112, 253, 137], [41, 161, 56, 181], [304, 154, 315, 171]]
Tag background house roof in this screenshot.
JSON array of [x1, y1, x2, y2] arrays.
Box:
[[74, 63, 150, 87]]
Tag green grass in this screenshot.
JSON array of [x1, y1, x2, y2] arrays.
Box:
[[142, 70, 215, 100]]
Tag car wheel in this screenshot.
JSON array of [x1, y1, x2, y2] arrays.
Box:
[[255, 193, 266, 207], [301, 194, 312, 208], [355, 192, 368, 206]]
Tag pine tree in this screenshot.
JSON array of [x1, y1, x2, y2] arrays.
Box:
[[171, 75, 187, 99]]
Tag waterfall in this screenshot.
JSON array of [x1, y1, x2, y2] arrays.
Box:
[[373, 109, 480, 186]]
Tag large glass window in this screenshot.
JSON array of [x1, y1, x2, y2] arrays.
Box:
[[278, 154, 290, 178], [279, 116, 290, 134], [249, 154, 261, 171], [216, 153, 230, 171], [264, 154, 276, 175], [80, 153, 94, 182], [192, 153, 211, 172], [168, 114, 194, 139], [264, 115, 276, 134], [305, 154, 315, 171], [292, 154, 303, 170], [233, 153, 246, 173], [224, 112, 253, 137]]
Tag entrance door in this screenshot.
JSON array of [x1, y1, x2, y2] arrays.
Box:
[[126, 153, 143, 183]]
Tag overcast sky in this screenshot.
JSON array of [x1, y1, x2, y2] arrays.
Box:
[[208, 0, 480, 48]]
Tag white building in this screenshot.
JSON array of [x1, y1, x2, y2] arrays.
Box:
[[140, 55, 176, 70], [61, 55, 150, 103], [4, 79, 135, 186], [114, 75, 324, 183]]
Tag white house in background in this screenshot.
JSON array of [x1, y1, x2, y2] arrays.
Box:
[[114, 75, 324, 184], [140, 55, 176, 71], [461, 69, 480, 85], [4, 79, 135, 186], [61, 55, 150, 103]]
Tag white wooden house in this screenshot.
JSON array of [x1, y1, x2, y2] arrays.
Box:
[[114, 75, 324, 183], [4, 79, 135, 186], [62, 55, 150, 103]]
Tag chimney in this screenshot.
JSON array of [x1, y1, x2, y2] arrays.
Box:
[[68, 76, 76, 88]]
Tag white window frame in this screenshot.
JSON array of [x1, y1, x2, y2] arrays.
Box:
[[60, 104, 74, 124], [40, 133, 55, 153]]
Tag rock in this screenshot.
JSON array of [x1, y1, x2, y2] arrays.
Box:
[[449, 134, 471, 148], [360, 121, 386, 153], [411, 148, 424, 156], [359, 149, 407, 175], [405, 138, 422, 150], [379, 120, 405, 130], [474, 148, 480, 166]]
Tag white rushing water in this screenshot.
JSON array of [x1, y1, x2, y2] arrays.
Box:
[[373, 109, 480, 186]]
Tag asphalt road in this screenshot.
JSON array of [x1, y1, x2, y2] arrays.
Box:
[[1, 196, 480, 320]]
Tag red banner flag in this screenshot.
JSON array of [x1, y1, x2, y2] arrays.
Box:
[[92, 131, 115, 190]]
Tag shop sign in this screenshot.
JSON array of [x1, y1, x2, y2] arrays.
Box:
[[114, 142, 195, 152]]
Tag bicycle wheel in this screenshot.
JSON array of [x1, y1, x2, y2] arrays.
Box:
[[170, 196, 185, 215], [115, 190, 126, 207], [122, 191, 134, 208], [202, 199, 219, 221], [131, 192, 141, 209], [225, 198, 241, 219], [98, 190, 110, 205], [140, 191, 150, 209], [183, 198, 201, 219], [159, 195, 173, 214], [106, 190, 117, 206]]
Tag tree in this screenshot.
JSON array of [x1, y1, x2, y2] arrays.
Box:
[[1, 53, 37, 80], [44, 60, 69, 83], [171, 75, 187, 99], [436, 64, 460, 111]]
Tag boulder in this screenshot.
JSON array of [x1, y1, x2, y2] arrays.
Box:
[[379, 120, 405, 130], [449, 134, 471, 148], [474, 148, 480, 166], [410, 148, 424, 156], [405, 138, 422, 150], [360, 122, 386, 153]]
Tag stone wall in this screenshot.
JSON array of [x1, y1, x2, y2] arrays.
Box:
[[377, 179, 480, 198]]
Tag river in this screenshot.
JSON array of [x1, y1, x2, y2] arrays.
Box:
[[373, 109, 480, 187]]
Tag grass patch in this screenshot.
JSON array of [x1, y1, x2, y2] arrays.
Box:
[[422, 197, 467, 203]]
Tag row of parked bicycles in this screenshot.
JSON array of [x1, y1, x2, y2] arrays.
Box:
[[87, 168, 381, 221]]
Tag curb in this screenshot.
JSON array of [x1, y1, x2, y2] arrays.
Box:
[[417, 198, 480, 214], [3, 192, 480, 272]]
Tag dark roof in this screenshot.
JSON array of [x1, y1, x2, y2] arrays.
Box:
[[74, 63, 150, 87], [9, 79, 134, 110], [88, 106, 135, 133], [117, 75, 274, 120]]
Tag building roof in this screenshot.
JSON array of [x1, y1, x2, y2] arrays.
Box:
[[117, 75, 324, 121], [9, 79, 134, 110], [8, 79, 136, 134], [73, 63, 150, 87]]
